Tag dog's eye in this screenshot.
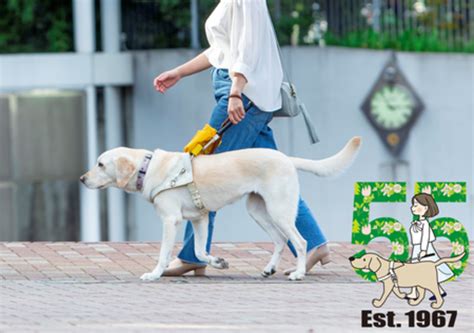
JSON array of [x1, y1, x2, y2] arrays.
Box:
[[98, 162, 104, 168]]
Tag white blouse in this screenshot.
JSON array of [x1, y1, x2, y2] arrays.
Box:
[[410, 219, 436, 251], [203, 0, 283, 112]]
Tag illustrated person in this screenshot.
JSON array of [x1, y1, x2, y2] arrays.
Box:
[[406, 193, 454, 300], [152, 0, 330, 276]]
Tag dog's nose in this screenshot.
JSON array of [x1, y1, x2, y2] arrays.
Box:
[[79, 175, 86, 183], [348, 256, 355, 262]]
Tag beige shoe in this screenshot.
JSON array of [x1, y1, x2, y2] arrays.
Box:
[[162, 258, 207, 277], [284, 244, 331, 275]]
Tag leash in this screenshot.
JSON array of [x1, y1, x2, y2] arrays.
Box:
[[195, 100, 254, 157], [411, 253, 435, 263], [184, 100, 253, 213]]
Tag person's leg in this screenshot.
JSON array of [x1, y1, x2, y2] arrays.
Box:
[[177, 211, 215, 265], [176, 68, 274, 265], [286, 198, 327, 256], [406, 245, 420, 299], [250, 122, 328, 257]]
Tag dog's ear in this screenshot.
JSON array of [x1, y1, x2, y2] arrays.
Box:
[[368, 256, 381, 272], [115, 157, 136, 188]]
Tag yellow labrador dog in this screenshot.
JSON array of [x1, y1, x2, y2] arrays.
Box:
[[349, 252, 465, 309], [81, 137, 361, 281]]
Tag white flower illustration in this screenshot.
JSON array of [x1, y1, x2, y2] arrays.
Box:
[[391, 242, 404, 255], [381, 223, 392, 235], [453, 222, 462, 232], [441, 184, 453, 196], [452, 241, 464, 255], [393, 184, 402, 193], [381, 184, 393, 196], [362, 224, 371, 235], [453, 184, 462, 193], [393, 222, 402, 232], [361, 186, 372, 197], [441, 223, 452, 235]]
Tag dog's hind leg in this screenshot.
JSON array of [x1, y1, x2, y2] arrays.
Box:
[[264, 197, 307, 281], [283, 228, 307, 281], [191, 216, 229, 269], [426, 283, 444, 309], [247, 193, 286, 277], [261, 175, 306, 281]]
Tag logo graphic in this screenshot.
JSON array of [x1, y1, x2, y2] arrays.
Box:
[[349, 182, 469, 309]]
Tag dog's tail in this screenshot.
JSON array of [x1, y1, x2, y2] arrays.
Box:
[[435, 252, 466, 266], [289, 136, 362, 177]]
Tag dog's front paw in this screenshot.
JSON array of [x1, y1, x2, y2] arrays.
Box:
[[372, 299, 384, 308], [262, 267, 276, 278], [397, 292, 407, 300], [140, 272, 161, 282], [288, 271, 305, 281], [211, 257, 229, 269]]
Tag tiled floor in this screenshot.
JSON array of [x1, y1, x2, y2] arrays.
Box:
[[0, 241, 472, 332]]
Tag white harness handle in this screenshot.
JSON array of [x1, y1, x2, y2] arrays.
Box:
[[377, 261, 403, 289], [143, 153, 207, 214]]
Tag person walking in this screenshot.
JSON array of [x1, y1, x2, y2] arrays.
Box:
[[153, 0, 329, 276], [406, 193, 454, 301]]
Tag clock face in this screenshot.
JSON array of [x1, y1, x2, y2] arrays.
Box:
[[370, 84, 414, 130]]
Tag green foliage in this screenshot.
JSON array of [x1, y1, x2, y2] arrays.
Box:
[[1, 0, 472, 53], [351, 182, 409, 282], [430, 218, 470, 277], [0, 0, 73, 53], [134, 0, 192, 49], [415, 182, 467, 202], [267, 0, 474, 53], [325, 28, 474, 53]]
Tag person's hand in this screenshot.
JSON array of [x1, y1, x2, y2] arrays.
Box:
[[418, 250, 427, 260], [153, 69, 181, 93], [227, 96, 245, 124]]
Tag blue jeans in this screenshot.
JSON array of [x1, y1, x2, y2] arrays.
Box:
[[178, 67, 327, 264]]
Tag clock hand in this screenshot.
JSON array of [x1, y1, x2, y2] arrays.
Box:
[[381, 92, 395, 110]]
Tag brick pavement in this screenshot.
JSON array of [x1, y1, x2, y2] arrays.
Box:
[[0, 241, 472, 332]]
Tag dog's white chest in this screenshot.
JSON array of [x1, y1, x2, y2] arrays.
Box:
[[148, 153, 194, 201]]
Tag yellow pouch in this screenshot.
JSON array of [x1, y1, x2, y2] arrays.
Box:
[[184, 124, 218, 156]]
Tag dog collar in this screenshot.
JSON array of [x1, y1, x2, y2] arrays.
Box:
[[136, 154, 153, 191]]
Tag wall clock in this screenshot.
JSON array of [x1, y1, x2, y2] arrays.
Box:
[[361, 53, 424, 156]]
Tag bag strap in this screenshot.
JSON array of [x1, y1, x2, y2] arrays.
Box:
[[268, 10, 319, 145], [299, 101, 320, 144], [267, 9, 292, 84]]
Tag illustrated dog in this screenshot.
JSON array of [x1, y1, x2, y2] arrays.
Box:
[[349, 252, 465, 309], [81, 137, 361, 281]]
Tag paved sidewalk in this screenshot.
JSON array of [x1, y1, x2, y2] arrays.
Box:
[[1, 241, 472, 332]]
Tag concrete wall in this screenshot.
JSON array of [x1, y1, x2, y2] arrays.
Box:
[[130, 46, 473, 242], [0, 92, 85, 241]]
